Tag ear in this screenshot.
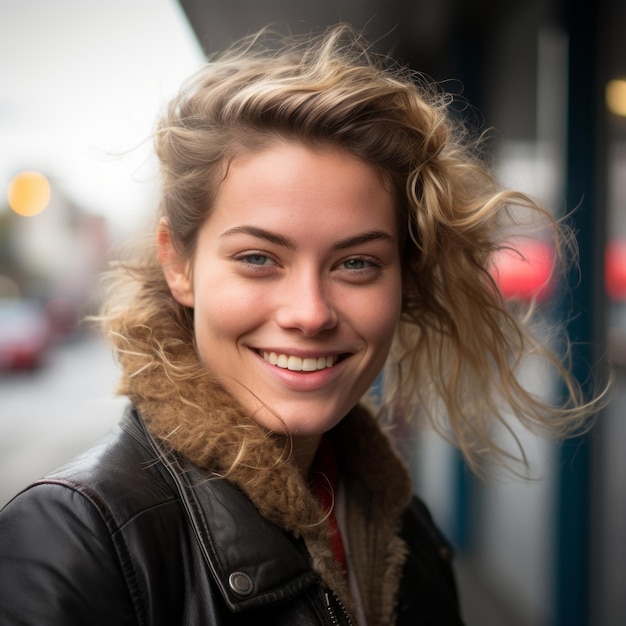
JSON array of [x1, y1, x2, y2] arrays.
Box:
[[156, 218, 194, 308]]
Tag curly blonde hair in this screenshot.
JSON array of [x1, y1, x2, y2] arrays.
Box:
[[99, 24, 606, 473]]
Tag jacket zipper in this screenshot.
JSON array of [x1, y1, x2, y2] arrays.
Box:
[[324, 589, 354, 626]]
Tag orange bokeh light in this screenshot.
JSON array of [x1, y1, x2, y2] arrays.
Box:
[[7, 171, 51, 217], [606, 79, 626, 117]]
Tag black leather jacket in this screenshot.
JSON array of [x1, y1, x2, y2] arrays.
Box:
[[0, 408, 464, 625]]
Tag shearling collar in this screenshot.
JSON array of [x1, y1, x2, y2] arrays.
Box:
[[117, 342, 412, 625]]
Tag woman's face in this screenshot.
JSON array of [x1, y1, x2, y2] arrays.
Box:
[[161, 141, 402, 439]]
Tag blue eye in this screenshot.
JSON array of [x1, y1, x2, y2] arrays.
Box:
[[242, 253, 273, 266], [342, 257, 381, 271], [233, 250, 279, 274], [343, 258, 368, 270]]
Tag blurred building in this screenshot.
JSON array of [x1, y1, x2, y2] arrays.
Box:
[[0, 176, 109, 318]]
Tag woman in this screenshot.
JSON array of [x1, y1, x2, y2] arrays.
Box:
[[0, 25, 602, 625]]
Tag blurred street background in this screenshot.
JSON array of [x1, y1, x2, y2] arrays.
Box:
[[0, 331, 124, 508], [1, 1, 625, 625]]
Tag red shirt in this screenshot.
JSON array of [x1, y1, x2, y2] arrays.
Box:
[[308, 436, 348, 576]]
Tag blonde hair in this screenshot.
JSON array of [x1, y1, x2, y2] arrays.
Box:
[[99, 24, 607, 473]]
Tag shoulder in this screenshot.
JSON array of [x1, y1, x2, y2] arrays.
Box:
[[1, 406, 185, 556], [396, 495, 465, 625], [0, 408, 182, 625], [402, 496, 455, 563], [13, 408, 177, 527], [0, 450, 144, 624]]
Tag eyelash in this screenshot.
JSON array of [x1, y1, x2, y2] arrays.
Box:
[[236, 252, 276, 266], [338, 256, 382, 272], [233, 252, 383, 277]]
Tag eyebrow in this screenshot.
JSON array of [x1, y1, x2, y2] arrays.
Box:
[[220, 225, 395, 250]]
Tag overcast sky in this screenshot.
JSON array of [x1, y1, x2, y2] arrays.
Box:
[[0, 0, 203, 235]]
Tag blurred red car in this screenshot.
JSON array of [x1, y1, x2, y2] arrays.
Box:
[[0, 299, 53, 371]]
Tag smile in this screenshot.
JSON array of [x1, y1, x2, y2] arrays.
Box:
[[262, 351, 338, 372]]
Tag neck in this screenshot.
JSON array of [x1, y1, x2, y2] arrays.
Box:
[[290, 435, 322, 476]]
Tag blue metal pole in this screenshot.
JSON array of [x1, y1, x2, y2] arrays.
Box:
[[554, 1, 607, 624]]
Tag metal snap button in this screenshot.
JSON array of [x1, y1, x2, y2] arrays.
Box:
[[228, 571, 254, 596]]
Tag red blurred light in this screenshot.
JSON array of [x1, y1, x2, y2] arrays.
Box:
[[605, 239, 626, 300], [490, 240, 556, 302]]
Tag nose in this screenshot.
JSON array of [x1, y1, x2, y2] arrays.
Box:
[[275, 269, 338, 336]]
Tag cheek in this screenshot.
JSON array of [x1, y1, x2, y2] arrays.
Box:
[[371, 301, 402, 348], [195, 300, 241, 342], [350, 283, 402, 348], [192, 280, 266, 347]]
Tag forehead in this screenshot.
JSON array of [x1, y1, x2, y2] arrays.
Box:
[[224, 137, 393, 187], [203, 141, 399, 243]]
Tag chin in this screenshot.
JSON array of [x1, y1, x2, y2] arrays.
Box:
[[251, 406, 345, 438], [284, 412, 348, 438]]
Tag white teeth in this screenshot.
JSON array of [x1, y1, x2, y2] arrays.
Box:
[[300, 357, 315, 371], [262, 351, 336, 371], [287, 355, 302, 371]]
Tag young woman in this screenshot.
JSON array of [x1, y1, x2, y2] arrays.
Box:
[[0, 24, 602, 625]]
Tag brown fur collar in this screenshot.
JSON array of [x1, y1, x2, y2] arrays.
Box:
[[117, 341, 412, 625]]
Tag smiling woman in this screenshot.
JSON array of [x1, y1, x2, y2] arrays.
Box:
[[156, 142, 402, 450], [0, 23, 606, 626]]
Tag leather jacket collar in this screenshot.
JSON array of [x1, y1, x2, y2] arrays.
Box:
[[128, 410, 321, 612]]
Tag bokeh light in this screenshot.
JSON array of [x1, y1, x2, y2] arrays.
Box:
[[490, 239, 556, 302], [7, 171, 51, 217], [606, 78, 626, 117]]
